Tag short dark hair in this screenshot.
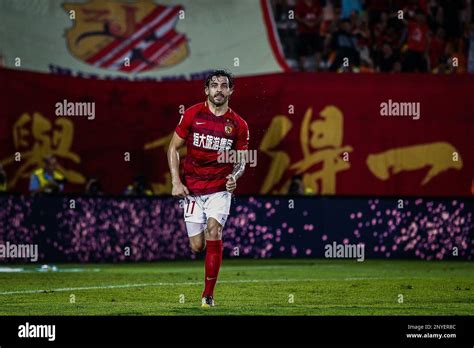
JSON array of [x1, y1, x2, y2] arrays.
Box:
[[205, 69, 234, 89]]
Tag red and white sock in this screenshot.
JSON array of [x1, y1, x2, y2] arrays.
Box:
[[202, 239, 223, 298]]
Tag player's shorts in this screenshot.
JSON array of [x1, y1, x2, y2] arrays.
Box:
[[183, 190, 232, 237]]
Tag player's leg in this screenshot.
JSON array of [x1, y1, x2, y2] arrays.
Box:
[[200, 191, 231, 307], [183, 196, 206, 252], [186, 223, 206, 253], [201, 217, 223, 307]]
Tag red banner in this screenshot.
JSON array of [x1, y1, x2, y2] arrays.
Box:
[[0, 68, 472, 196]]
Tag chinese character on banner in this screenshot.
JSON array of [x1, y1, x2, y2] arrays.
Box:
[[366, 142, 463, 185], [144, 131, 187, 194], [259, 105, 353, 194], [0, 112, 85, 189]]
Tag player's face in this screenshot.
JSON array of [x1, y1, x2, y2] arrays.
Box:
[[206, 76, 233, 107]]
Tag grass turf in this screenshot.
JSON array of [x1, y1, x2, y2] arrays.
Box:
[[0, 259, 472, 315]]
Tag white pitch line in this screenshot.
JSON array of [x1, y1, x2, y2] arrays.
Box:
[[0, 277, 424, 296], [0, 279, 312, 295], [0, 264, 332, 274]]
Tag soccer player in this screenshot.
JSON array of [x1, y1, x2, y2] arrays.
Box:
[[167, 70, 249, 308]]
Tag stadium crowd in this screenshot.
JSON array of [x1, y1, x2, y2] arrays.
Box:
[[271, 0, 474, 73]]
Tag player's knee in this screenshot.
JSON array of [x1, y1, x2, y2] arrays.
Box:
[[190, 241, 205, 253], [206, 223, 222, 240], [208, 229, 221, 240], [191, 245, 204, 253], [189, 235, 205, 253]]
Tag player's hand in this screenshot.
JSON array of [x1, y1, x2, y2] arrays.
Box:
[[172, 181, 189, 198], [226, 174, 236, 193]]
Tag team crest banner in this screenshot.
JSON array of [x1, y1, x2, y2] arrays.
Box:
[[0, 0, 288, 80]]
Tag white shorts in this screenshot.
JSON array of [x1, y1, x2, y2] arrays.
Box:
[[183, 191, 232, 237]]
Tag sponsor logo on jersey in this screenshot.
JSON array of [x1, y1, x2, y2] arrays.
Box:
[[192, 132, 233, 151]]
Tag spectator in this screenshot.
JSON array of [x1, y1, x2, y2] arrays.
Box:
[[273, 0, 299, 68], [468, 23, 474, 73], [340, 0, 362, 19], [446, 39, 467, 73], [355, 29, 374, 70], [429, 27, 447, 70], [295, 0, 323, 70], [288, 175, 305, 195], [432, 54, 450, 74], [29, 155, 65, 195], [329, 19, 360, 71], [85, 177, 104, 195], [320, 0, 336, 35], [271, 0, 472, 73], [377, 42, 398, 72], [441, 0, 464, 40], [124, 175, 153, 196], [402, 10, 429, 72], [0, 164, 7, 192]]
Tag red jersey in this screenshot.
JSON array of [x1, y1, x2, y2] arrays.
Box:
[[175, 101, 249, 195], [407, 20, 428, 53]]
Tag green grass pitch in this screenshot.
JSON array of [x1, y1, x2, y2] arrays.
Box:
[[0, 259, 472, 315]]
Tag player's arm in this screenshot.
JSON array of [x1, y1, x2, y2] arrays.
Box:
[[167, 129, 190, 198], [226, 155, 246, 193], [226, 121, 249, 193], [231, 160, 246, 181], [168, 109, 195, 197]]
